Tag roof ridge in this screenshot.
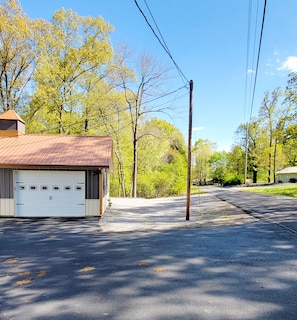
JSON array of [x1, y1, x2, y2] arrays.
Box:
[[25, 133, 110, 137]]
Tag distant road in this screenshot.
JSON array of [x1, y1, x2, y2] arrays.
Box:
[[201, 186, 297, 235]]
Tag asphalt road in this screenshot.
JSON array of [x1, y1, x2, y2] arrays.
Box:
[[202, 186, 297, 234], [1, 190, 297, 320]]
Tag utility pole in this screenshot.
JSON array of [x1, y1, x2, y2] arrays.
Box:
[[186, 80, 194, 221]]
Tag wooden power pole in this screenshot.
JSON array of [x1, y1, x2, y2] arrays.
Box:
[[186, 80, 194, 220]]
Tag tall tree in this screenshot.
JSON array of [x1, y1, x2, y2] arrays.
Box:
[[0, 0, 45, 112], [115, 50, 171, 197], [235, 121, 267, 183], [137, 118, 187, 198], [227, 145, 245, 178], [258, 88, 288, 182], [283, 123, 297, 166], [29, 8, 113, 133], [192, 139, 216, 185]]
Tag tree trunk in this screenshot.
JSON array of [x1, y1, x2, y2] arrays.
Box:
[[252, 167, 257, 183], [268, 152, 271, 183], [117, 159, 126, 197], [273, 138, 277, 183], [131, 131, 138, 197], [59, 104, 63, 134]]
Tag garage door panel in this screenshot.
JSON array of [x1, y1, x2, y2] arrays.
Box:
[[15, 171, 85, 217]]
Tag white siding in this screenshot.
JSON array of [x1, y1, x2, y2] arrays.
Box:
[[0, 199, 14, 216], [276, 172, 297, 183], [85, 199, 99, 217]]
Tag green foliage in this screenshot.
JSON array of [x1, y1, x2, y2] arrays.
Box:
[[0, 0, 47, 112], [209, 151, 228, 184], [135, 119, 187, 198], [192, 139, 216, 185], [222, 174, 243, 186]]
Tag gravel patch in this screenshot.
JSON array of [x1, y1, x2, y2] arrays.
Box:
[[99, 193, 257, 232]]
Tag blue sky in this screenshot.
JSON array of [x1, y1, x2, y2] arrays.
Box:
[[18, 0, 297, 151]]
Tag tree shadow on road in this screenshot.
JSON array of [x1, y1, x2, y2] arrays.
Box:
[[0, 217, 296, 320]]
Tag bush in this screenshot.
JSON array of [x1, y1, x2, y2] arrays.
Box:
[[289, 178, 297, 183], [137, 175, 156, 198], [223, 175, 243, 186]]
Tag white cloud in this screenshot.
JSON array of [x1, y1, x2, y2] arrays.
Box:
[[193, 126, 204, 131], [274, 49, 280, 56], [265, 71, 275, 76], [247, 69, 255, 74], [278, 56, 297, 72]]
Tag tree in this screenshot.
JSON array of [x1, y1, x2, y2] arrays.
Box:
[[235, 121, 267, 183], [137, 118, 187, 198], [116, 50, 171, 197], [283, 123, 297, 166], [192, 139, 216, 185], [209, 151, 228, 185], [281, 72, 297, 167], [227, 144, 245, 182], [93, 90, 133, 197], [285, 72, 297, 113], [0, 0, 46, 112], [258, 88, 289, 182], [29, 8, 113, 134]]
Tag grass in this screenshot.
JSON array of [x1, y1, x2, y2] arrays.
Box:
[[241, 185, 297, 198], [191, 185, 205, 195]]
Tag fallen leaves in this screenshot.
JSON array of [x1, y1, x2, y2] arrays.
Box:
[[3, 258, 49, 286], [16, 278, 31, 286], [79, 266, 95, 272], [138, 262, 149, 267], [137, 262, 167, 272], [18, 271, 30, 276], [153, 267, 167, 273], [37, 270, 47, 277], [4, 258, 18, 264]]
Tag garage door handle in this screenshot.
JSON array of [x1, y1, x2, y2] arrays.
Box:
[[49, 196, 52, 200]]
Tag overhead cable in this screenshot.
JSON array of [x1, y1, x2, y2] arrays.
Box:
[[133, 0, 189, 86], [248, 0, 267, 122]]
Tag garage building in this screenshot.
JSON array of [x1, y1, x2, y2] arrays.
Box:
[[0, 110, 113, 217], [275, 166, 297, 183]]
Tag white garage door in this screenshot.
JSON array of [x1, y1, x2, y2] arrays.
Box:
[[15, 170, 85, 217]]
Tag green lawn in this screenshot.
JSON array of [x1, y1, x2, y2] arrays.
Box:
[[191, 186, 204, 195], [241, 185, 297, 198]]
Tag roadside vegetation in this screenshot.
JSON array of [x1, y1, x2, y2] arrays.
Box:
[[241, 185, 297, 198], [1, 0, 297, 198]]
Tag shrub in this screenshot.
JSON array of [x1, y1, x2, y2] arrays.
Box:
[[223, 175, 243, 186]]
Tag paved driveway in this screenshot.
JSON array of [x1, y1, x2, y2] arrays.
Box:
[[1, 192, 297, 320]]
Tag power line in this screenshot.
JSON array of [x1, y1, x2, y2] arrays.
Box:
[[244, 0, 267, 184], [133, 0, 189, 86], [142, 84, 187, 105], [243, 0, 252, 123], [248, 0, 267, 122], [143, 0, 171, 56]]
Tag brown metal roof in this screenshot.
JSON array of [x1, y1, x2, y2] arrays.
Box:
[[0, 110, 25, 123], [0, 134, 113, 168]]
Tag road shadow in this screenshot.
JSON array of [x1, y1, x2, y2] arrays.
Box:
[[0, 217, 296, 319]]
